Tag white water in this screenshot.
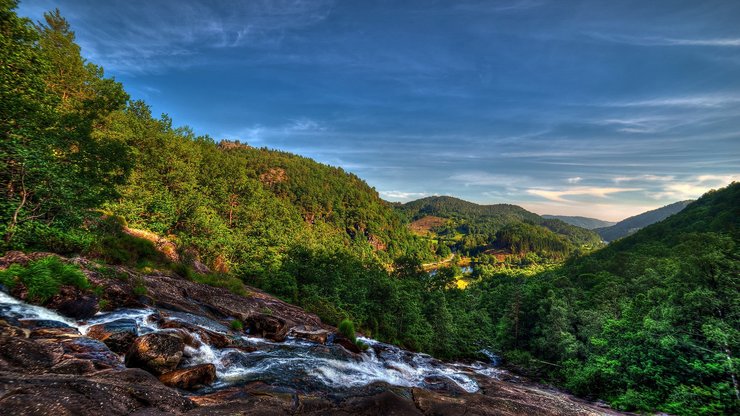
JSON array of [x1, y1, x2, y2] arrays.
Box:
[[0, 291, 501, 393]]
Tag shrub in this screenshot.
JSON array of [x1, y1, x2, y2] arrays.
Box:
[[230, 319, 244, 331], [338, 318, 356, 342], [355, 339, 369, 351], [0, 257, 89, 302]]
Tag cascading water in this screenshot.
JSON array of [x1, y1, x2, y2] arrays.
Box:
[[0, 291, 501, 393]]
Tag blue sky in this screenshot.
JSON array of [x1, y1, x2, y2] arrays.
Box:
[[18, 0, 740, 220]]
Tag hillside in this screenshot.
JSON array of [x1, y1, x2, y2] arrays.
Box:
[[398, 196, 603, 262], [594, 200, 693, 241], [472, 183, 739, 414], [542, 215, 615, 230]]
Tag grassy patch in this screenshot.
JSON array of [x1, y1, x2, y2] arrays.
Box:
[[230, 319, 244, 331], [338, 318, 356, 342], [0, 257, 89, 303], [190, 272, 249, 297]]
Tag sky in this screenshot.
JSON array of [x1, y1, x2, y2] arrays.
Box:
[[17, 0, 740, 221]]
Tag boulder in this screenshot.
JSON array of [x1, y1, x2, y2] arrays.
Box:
[[333, 334, 362, 354], [46, 286, 99, 319], [86, 318, 138, 354], [159, 363, 217, 390], [288, 325, 329, 344], [125, 332, 184, 375], [246, 313, 289, 342]]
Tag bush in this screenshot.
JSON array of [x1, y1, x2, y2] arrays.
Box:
[[230, 319, 244, 331], [338, 318, 356, 342], [0, 257, 89, 302]]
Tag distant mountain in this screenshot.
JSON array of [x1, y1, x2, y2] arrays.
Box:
[[397, 196, 603, 258], [542, 215, 615, 230], [595, 200, 694, 242]]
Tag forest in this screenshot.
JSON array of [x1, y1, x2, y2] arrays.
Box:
[[1, 3, 738, 414]]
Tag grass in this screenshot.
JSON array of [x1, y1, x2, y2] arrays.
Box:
[[230, 319, 244, 331], [338, 318, 356, 342], [0, 256, 89, 303]]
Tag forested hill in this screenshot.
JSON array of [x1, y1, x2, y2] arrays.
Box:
[[541, 215, 615, 230], [476, 182, 739, 414], [594, 199, 693, 241], [397, 196, 603, 259], [399, 196, 541, 225]]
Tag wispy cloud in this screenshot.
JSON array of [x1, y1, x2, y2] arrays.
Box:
[[613, 174, 675, 183], [589, 33, 740, 48], [526, 187, 640, 202], [379, 191, 429, 201], [608, 94, 740, 109], [649, 174, 738, 200], [566, 177, 582, 184]]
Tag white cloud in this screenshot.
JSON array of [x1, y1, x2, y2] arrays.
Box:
[[526, 187, 640, 202], [379, 191, 429, 201], [613, 174, 675, 183], [589, 33, 740, 48], [566, 177, 582, 184], [610, 94, 740, 109], [650, 174, 738, 200]]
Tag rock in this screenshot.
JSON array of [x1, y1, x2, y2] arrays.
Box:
[[289, 325, 329, 344], [159, 363, 217, 390], [333, 334, 362, 354], [86, 318, 139, 354], [0, 335, 63, 371], [18, 319, 73, 329], [125, 333, 184, 375], [246, 313, 289, 341], [0, 368, 195, 416], [45, 286, 99, 319]]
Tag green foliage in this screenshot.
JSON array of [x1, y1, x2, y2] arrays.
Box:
[[338, 319, 356, 342], [0, 256, 89, 302], [230, 319, 244, 331]]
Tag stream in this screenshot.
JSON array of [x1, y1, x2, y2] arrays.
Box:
[[0, 290, 501, 394]]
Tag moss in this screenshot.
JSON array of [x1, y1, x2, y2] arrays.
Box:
[[230, 319, 244, 331]]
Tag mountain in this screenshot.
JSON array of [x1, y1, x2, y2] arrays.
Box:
[[541, 215, 615, 230], [594, 200, 694, 241], [397, 196, 603, 261], [475, 183, 739, 414]]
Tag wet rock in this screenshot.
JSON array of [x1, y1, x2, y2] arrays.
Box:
[[18, 319, 73, 329], [333, 334, 362, 354], [246, 313, 289, 342], [289, 325, 329, 344], [0, 368, 195, 416], [58, 337, 122, 370], [159, 363, 217, 390], [28, 326, 81, 339], [46, 286, 99, 319], [0, 335, 62, 371], [160, 318, 234, 349], [86, 318, 139, 354], [125, 333, 184, 375]]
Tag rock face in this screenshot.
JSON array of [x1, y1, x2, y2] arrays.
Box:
[[86, 318, 138, 354], [159, 363, 217, 390], [124, 333, 184, 375]]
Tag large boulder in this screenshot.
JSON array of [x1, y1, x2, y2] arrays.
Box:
[[124, 332, 184, 375], [333, 334, 362, 354], [246, 313, 289, 342], [86, 318, 139, 354], [288, 325, 329, 344], [46, 286, 99, 319], [159, 363, 217, 390]]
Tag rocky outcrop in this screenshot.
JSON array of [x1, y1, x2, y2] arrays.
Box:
[[159, 363, 217, 390], [124, 333, 184, 375]]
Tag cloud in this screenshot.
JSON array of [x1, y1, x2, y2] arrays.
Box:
[[448, 172, 531, 187], [588, 33, 740, 48], [379, 191, 429, 201], [613, 174, 675, 183], [608, 94, 740, 109], [26, 0, 335, 74], [526, 187, 640, 202], [566, 177, 582, 184], [649, 174, 738, 200]]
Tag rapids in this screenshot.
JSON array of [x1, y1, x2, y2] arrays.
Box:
[[0, 290, 501, 393]]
